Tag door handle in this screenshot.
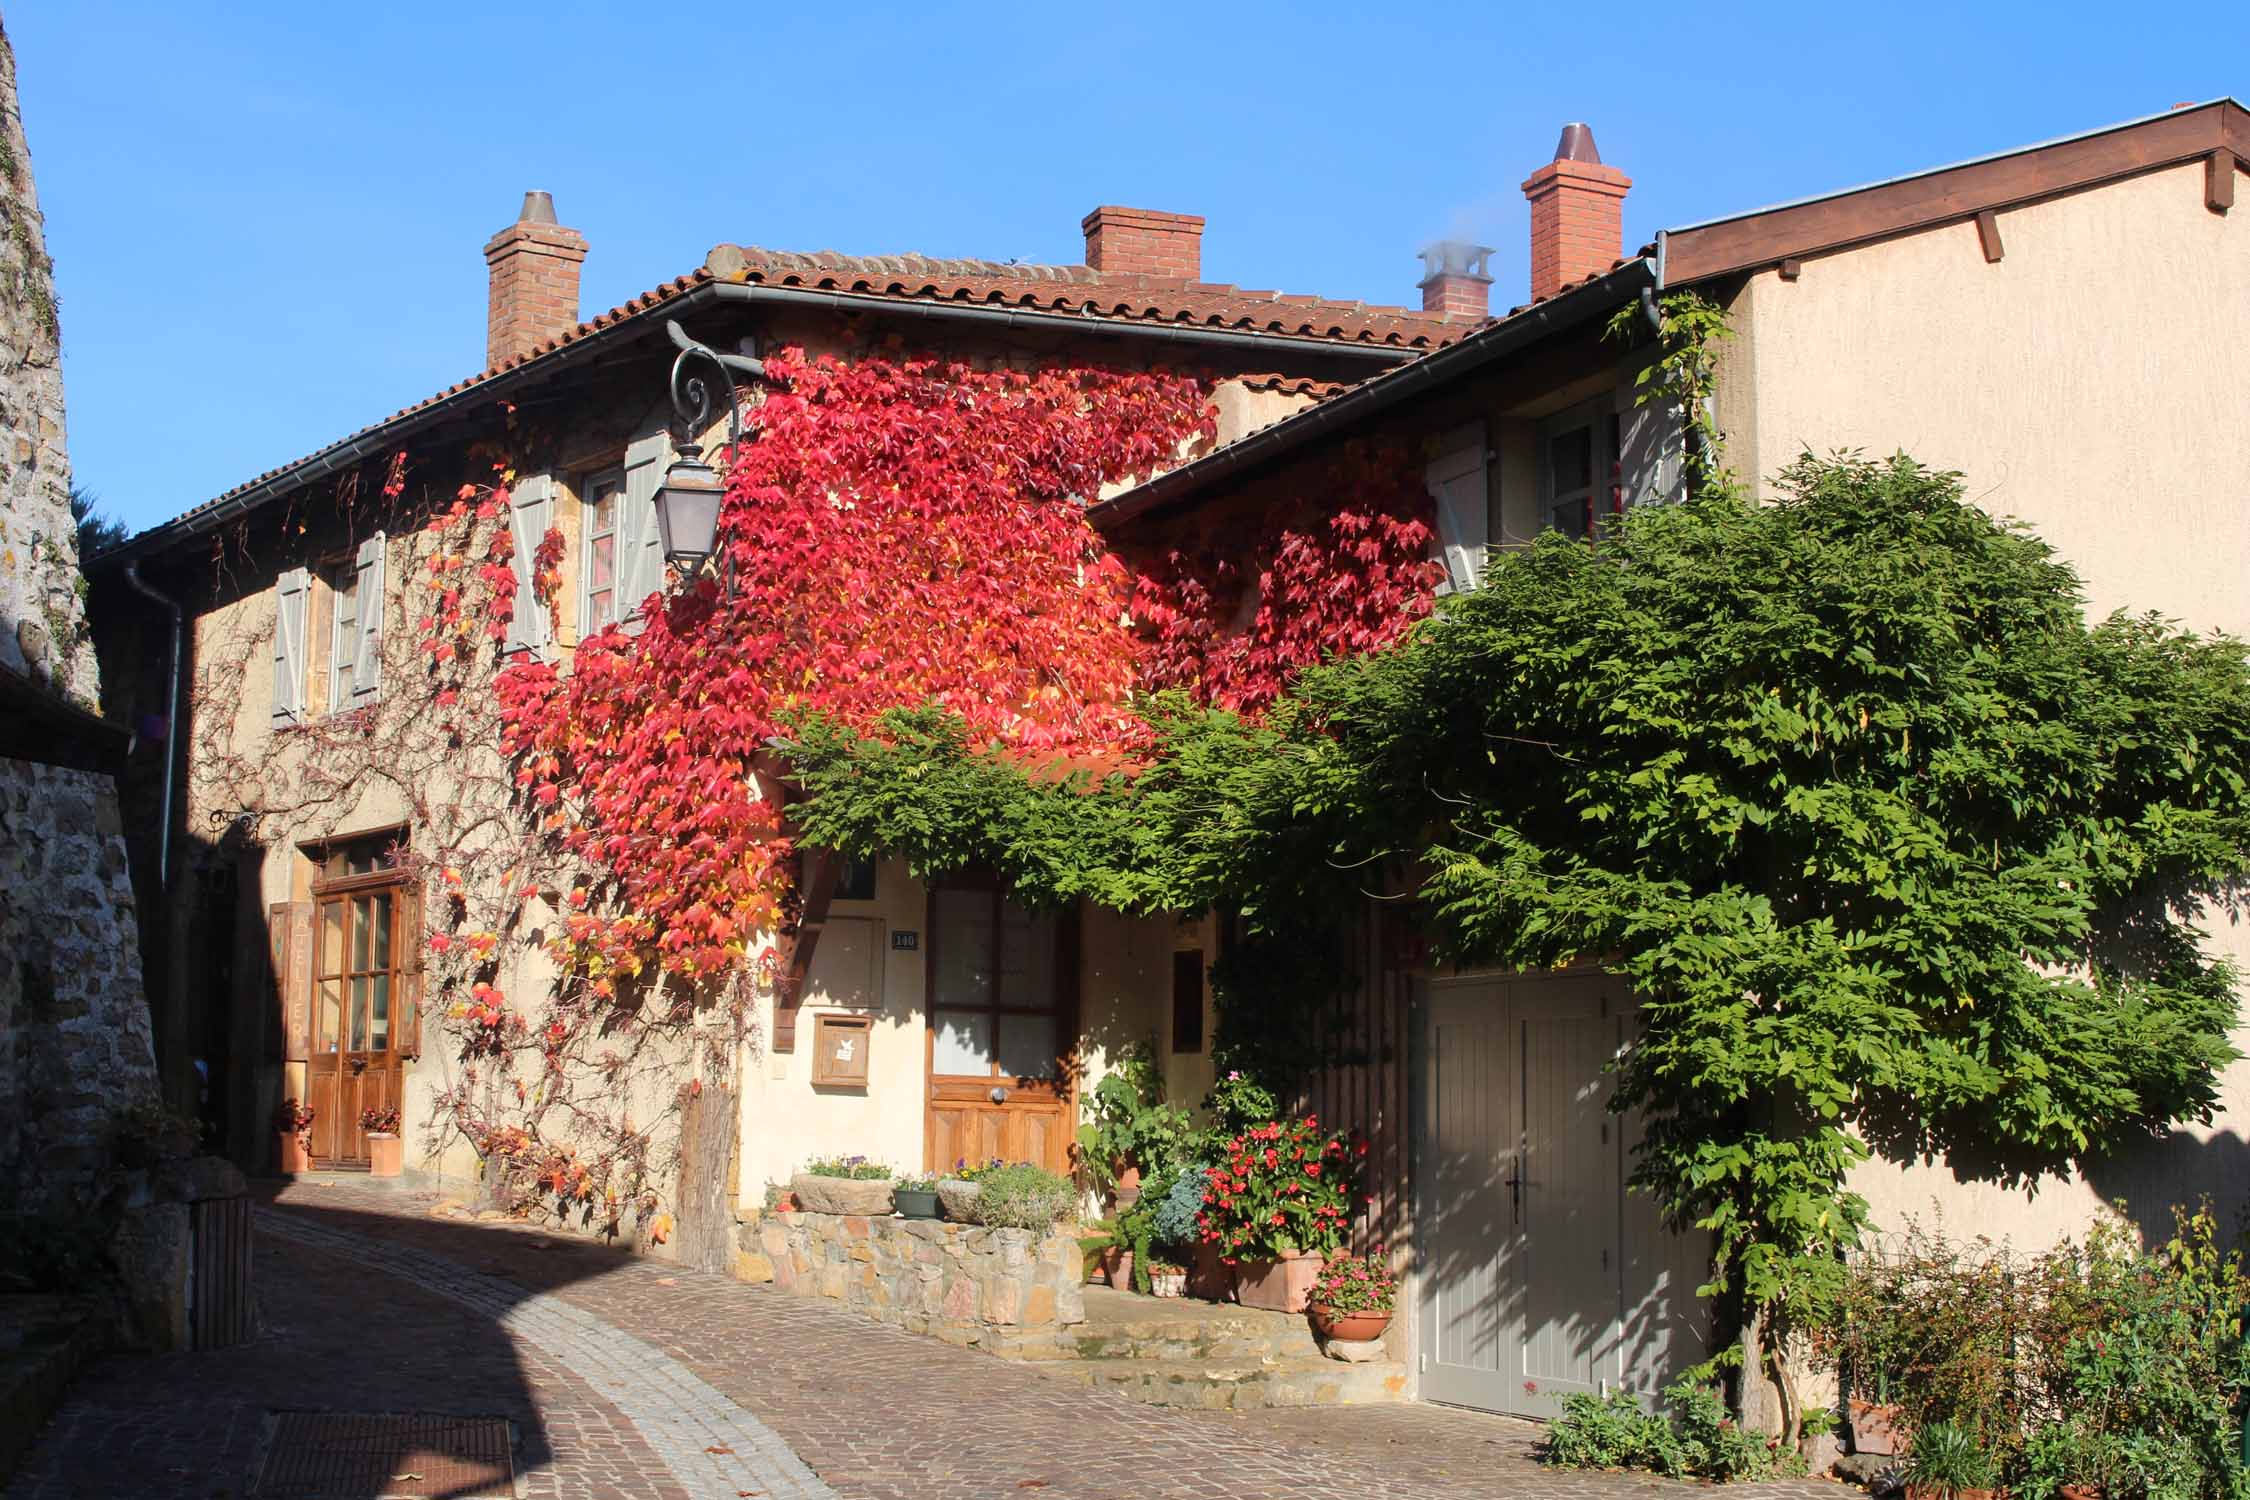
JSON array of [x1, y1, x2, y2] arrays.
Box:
[[988, 1086, 1008, 1104], [349, 1056, 368, 1075]]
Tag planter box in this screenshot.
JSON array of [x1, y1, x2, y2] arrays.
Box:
[[276, 1131, 310, 1175], [936, 1179, 982, 1222], [790, 1172, 896, 1217], [1233, 1249, 1325, 1312], [893, 1188, 941, 1220], [366, 1132, 402, 1178]]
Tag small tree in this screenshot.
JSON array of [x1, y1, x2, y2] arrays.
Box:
[[1269, 452, 2250, 1434]]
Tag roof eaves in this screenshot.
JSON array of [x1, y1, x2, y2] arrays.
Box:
[[1086, 259, 1657, 532]]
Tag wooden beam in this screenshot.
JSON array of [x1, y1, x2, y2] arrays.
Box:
[[1777, 258, 1803, 281], [2210, 150, 2238, 214], [1975, 209, 2005, 263]]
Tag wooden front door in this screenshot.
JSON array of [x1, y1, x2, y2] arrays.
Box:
[[924, 877, 1078, 1176], [306, 874, 410, 1166]]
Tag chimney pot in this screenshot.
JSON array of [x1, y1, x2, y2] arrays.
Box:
[[1417, 240, 1494, 318], [1082, 205, 1205, 280], [484, 191, 588, 368], [1521, 124, 1631, 302]]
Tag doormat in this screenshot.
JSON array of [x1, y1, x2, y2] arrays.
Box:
[[254, 1411, 513, 1498]]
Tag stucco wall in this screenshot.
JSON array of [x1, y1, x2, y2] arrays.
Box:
[[1728, 158, 2250, 1251]]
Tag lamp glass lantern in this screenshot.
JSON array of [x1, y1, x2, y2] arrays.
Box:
[[654, 451, 724, 573]]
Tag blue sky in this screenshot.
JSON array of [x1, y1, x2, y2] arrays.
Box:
[[13, 2, 2240, 533]]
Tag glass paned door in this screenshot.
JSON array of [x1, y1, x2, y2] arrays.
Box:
[[925, 876, 1076, 1175], [307, 881, 405, 1165]]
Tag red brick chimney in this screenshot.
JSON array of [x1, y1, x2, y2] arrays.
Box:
[[484, 191, 588, 367], [1520, 124, 1630, 302], [1081, 206, 1205, 279], [1418, 241, 1494, 317]]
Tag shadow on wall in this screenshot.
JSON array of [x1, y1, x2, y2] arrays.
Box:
[[2083, 1128, 2250, 1243]]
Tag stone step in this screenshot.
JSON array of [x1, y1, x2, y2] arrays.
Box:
[[1039, 1353, 1410, 1410], [1072, 1285, 1323, 1362], [0, 1298, 103, 1477]]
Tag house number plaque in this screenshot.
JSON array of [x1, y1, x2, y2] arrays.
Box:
[[890, 930, 919, 951]]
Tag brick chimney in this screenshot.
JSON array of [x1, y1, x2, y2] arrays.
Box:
[[1520, 124, 1630, 302], [1418, 241, 1494, 317], [1081, 206, 1204, 279], [483, 191, 588, 367]]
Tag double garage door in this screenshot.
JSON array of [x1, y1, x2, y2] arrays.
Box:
[[1415, 971, 1711, 1418]]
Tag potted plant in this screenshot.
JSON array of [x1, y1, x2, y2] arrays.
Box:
[[938, 1157, 999, 1221], [892, 1173, 941, 1219], [1307, 1253, 1397, 1343], [964, 1163, 1075, 1230], [359, 1105, 402, 1178], [1074, 1041, 1191, 1213], [790, 1154, 895, 1215], [1904, 1421, 1998, 1500], [1197, 1115, 1361, 1312], [273, 1097, 314, 1174], [1147, 1256, 1187, 1297]]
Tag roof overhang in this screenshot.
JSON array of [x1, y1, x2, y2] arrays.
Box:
[[1661, 97, 2249, 284], [97, 278, 1430, 572], [1086, 258, 1657, 531]]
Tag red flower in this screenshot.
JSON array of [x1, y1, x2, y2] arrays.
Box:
[[1304, 1163, 1321, 1178]]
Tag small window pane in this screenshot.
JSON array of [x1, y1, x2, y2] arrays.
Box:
[[998, 902, 1057, 1011], [997, 1013, 1061, 1079], [369, 974, 390, 1051], [1549, 426, 1593, 494], [932, 1009, 995, 1075], [370, 894, 392, 970], [319, 901, 345, 979], [351, 897, 371, 972], [933, 888, 995, 1007], [591, 535, 615, 591], [351, 975, 369, 1050], [318, 980, 343, 1051]]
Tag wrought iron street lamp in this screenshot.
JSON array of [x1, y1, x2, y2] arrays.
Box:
[[655, 319, 765, 580]]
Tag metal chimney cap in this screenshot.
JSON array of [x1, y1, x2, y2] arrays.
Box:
[[517, 190, 558, 225], [1553, 124, 1602, 165]]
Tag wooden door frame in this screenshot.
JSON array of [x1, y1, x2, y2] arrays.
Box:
[[307, 867, 411, 1167], [921, 871, 1081, 1173]]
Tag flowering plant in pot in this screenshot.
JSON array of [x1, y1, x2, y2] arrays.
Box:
[[358, 1105, 403, 1177], [273, 1097, 314, 1173], [790, 1154, 895, 1216], [1308, 1253, 1397, 1342], [1196, 1116, 1362, 1311], [892, 1173, 941, 1219]]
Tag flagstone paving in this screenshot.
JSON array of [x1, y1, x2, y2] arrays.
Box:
[[3, 1179, 1851, 1499]]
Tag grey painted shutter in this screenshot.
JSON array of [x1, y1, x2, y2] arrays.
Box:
[[1616, 372, 1684, 511], [1426, 425, 1490, 595], [349, 532, 386, 704], [271, 567, 309, 726], [617, 429, 671, 632], [503, 477, 554, 657]]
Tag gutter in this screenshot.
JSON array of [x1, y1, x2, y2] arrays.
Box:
[[1085, 258, 1657, 530], [95, 280, 1428, 569], [122, 560, 182, 886]]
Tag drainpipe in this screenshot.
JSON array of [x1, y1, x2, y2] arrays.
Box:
[[122, 560, 182, 886]]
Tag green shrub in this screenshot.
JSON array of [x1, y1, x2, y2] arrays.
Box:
[[968, 1163, 1075, 1230], [1907, 1421, 1997, 1497], [1544, 1382, 1804, 1481]]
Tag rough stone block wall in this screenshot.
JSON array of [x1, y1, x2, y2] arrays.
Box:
[[0, 757, 161, 1213], [736, 1209, 1086, 1359], [0, 20, 94, 704]]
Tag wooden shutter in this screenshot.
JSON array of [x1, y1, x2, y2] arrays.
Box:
[[279, 898, 314, 1061], [1616, 374, 1684, 511], [617, 428, 671, 632], [1425, 425, 1489, 595], [396, 879, 423, 1058], [502, 477, 555, 657], [349, 532, 386, 704], [271, 567, 309, 726]]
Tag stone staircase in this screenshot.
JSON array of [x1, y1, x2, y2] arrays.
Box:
[[1035, 1284, 1409, 1411], [0, 1296, 104, 1477]]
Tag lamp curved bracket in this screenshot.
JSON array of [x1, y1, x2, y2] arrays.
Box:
[[665, 319, 764, 453]]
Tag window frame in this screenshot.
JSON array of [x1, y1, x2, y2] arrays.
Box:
[[579, 465, 626, 638], [1540, 396, 1619, 540], [323, 553, 361, 715]]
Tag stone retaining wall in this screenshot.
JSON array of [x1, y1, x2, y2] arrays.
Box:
[[734, 1209, 1085, 1359]]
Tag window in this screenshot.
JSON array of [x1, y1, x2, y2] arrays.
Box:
[[1170, 950, 1206, 1054], [1544, 409, 1604, 539], [325, 555, 360, 714], [581, 468, 623, 634], [311, 832, 409, 1057], [1426, 425, 1489, 593]]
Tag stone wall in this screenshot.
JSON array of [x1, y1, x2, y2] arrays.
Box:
[[0, 17, 94, 703], [737, 1209, 1086, 1359], [0, 757, 161, 1211]]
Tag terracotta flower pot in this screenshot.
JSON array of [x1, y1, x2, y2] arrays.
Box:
[[276, 1131, 310, 1175], [366, 1132, 402, 1178], [1310, 1304, 1392, 1342], [1233, 1249, 1325, 1312], [1097, 1247, 1135, 1289], [2059, 1487, 2104, 1500], [1188, 1239, 1232, 1301], [1848, 1397, 1908, 1456], [1112, 1163, 1143, 1212]]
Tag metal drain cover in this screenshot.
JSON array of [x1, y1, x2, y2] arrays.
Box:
[[256, 1411, 514, 1497]]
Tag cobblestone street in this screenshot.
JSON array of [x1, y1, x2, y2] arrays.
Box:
[[5, 1181, 1848, 1499]]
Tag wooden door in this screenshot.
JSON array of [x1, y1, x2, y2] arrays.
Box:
[[924, 877, 1077, 1176], [307, 875, 408, 1166], [1415, 971, 1706, 1418]]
